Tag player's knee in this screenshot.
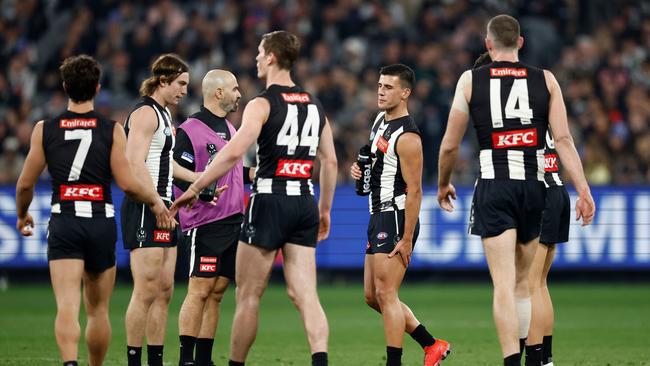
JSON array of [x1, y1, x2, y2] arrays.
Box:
[[209, 289, 225, 304], [374, 286, 396, 306], [364, 290, 378, 309]]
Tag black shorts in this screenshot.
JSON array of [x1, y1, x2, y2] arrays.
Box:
[[469, 179, 546, 243], [183, 222, 239, 279], [239, 194, 319, 250], [121, 197, 177, 250], [47, 214, 116, 272], [366, 209, 420, 255], [540, 185, 570, 245]]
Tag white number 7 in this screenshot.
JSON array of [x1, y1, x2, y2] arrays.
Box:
[[65, 129, 92, 181]]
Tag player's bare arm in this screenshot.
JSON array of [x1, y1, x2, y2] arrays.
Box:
[[15, 121, 46, 237], [124, 106, 158, 191], [544, 70, 596, 225], [172, 160, 200, 183], [111, 123, 175, 230], [316, 118, 337, 241], [388, 132, 423, 267], [438, 70, 472, 212], [171, 97, 269, 212]]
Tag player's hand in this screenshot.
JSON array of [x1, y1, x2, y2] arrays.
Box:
[[350, 162, 362, 180], [17, 214, 35, 237], [150, 199, 177, 231], [317, 212, 331, 242], [575, 192, 596, 226], [388, 237, 413, 268], [437, 183, 457, 212], [170, 185, 200, 216], [208, 185, 229, 206]]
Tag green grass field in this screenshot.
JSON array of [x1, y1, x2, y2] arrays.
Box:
[[1, 282, 649, 365]]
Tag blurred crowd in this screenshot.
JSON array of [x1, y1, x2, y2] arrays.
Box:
[[1, 0, 649, 185]]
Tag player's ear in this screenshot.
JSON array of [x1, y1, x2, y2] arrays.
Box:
[[518, 36, 524, 50], [402, 87, 411, 99], [96, 84, 101, 96]]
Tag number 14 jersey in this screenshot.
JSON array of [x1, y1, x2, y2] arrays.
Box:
[[43, 110, 116, 218], [252, 85, 325, 196], [470, 61, 550, 181]]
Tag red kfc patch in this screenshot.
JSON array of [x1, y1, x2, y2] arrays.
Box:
[[376, 136, 389, 153], [275, 159, 314, 178], [200, 264, 217, 272], [60, 184, 104, 201], [544, 153, 559, 172], [492, 128, 538, 149], [153, 230, 171, 243]]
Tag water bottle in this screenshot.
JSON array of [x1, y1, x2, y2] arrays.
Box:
[[355, 145, 372, 196], [199, 143, 218, 202]]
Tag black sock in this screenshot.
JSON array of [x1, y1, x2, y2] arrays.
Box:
[[542, 335, 553, 364], [228, 361, 245, 366], [147, 344, 164, 366], [63, 362, 78, 366], [179, 335, 197, 364], [386, 346, 402, 366], [519, 338, 527, 354], [311, 352, 328, 366], [127, 345, 142, 366], [504, 353, 521, 366], [195, 338, 214, 365], [525, 344, 542, 366], [409, 324, 436, 348]]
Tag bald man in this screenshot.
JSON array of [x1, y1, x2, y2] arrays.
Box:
[[173, 70, 249, 366]]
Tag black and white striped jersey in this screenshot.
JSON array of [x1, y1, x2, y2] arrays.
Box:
[[368, 112, 421, 214], [543, 128, 563, 187], [469, 61, 550, 181], [43, 110, 116, 218], [252, 85, 325, 196], [124, 96, 175, 201]]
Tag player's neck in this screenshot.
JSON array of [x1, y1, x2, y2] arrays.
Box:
[[265, 68, 294, 88], [203, 102, 227, 118], [491, 49, 519, 63], [149, 91, 168, 108], [67, 99, 94, 114], [384, 104, 409, 122]]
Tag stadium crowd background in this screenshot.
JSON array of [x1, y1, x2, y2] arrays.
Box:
[[1, 0, 649, 186]]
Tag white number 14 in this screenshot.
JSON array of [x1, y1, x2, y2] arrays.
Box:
[[489, 78, 533, 128]]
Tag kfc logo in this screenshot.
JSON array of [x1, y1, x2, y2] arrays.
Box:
[[153, 230, 171, 243], [281, 93, 311, 103], [544, 153, 559, 172], [376, 136, 389, 153], [60, 184, 104, 201], [200, 264, 217, 272], [276, 159, 314, 178], [490, 68, 528, 78], [492, 128, 538, 148], [60, 118, 97, 129]]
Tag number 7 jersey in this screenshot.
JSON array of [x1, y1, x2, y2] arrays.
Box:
[[252, 85, 325, 196], [43, 110, 116, 218], [469, 61, 550, 181]]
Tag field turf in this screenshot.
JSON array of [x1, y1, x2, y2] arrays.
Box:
[[0, 282, 649, 365]]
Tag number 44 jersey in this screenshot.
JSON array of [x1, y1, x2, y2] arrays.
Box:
[[470, 61, 550, 181], [252, 85, 326, 196], [43, 110, 116, 218]]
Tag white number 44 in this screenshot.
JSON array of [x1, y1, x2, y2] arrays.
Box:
[[277, 104, 319, 156]]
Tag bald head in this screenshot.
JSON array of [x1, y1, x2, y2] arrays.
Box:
[[202, 69, 236, 99], [202, 69, 241, 115]]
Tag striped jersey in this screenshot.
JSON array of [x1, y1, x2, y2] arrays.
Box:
[[469, 61, 550, 181], [543, 128, 563, 187], [124, 96, 175, 200], [252, 85, 325, 196], [368, 112, 420, 213], [43, 110, 116, 218]]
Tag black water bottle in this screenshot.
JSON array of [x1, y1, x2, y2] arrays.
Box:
[[355, 145, 372, 196], [199, 143, 218, 202]]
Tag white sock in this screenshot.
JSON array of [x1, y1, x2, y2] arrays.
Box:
[[516, 297, 531, 340]]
